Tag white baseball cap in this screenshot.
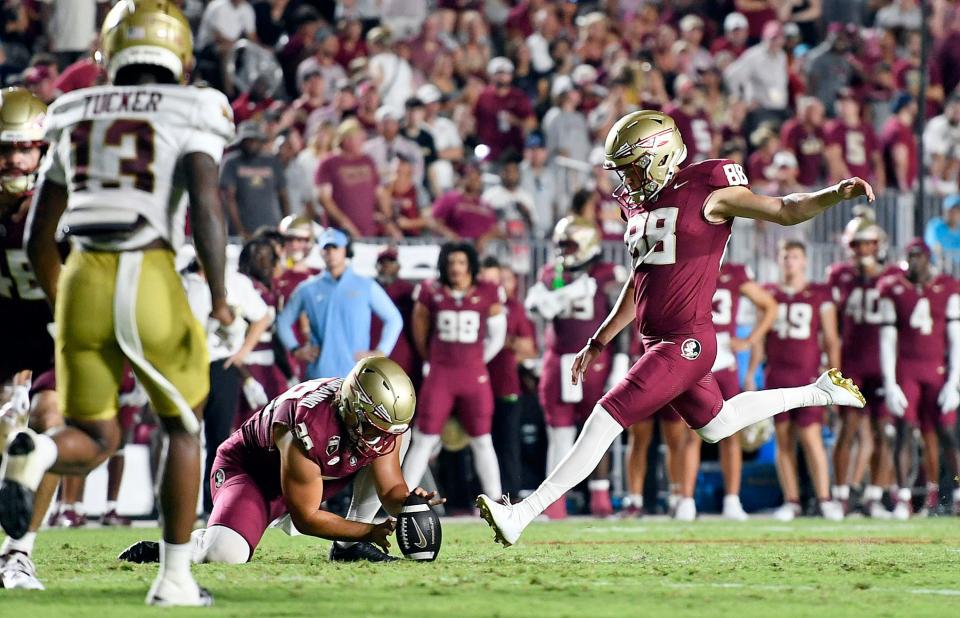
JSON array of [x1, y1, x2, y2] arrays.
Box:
[[724, 12, 748, 32], [417, 83, 443, 105], [487, 56, 515, 76]]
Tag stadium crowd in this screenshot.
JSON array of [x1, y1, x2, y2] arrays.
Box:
[[3, 0, 960, 529]]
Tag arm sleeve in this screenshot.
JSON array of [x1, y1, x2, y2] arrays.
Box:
[[370, 281, 403, 355], [483, 312, 508, 363], [277, 284, 306, 350], [880, 323, 898, 385], [947, 295, 960, 385]]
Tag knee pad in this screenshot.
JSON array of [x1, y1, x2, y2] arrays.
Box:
[[196, 525, 250, 564]]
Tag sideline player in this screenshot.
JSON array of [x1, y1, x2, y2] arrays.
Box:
[[827, 213, 896, 517], [0, 1, 235, 605], [763, 240, 844, 521], [402, 242, 507, 500], [477, 109, 870, 546], [119, 358, 443, 565], [878, 239, 960, 518], [0, 88, 52, 385], [524, 216, 629, 518]]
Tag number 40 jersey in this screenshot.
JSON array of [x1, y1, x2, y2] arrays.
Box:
[[620, 158, 747, 338], [38, 84, 235, 251]]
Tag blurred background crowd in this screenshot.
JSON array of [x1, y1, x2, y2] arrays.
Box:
[[4, 0, 960, 523]]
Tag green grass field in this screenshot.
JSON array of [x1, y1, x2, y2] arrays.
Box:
[[4, 517, 959, 617]]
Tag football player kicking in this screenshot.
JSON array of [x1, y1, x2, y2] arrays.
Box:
[[477, 110, 871, 546], [120, 357, 443, 565], [878, 239, 960, 518], [0, 1, 235, 606], [525, 216, 629, 518], [763, 240, 844, 521]]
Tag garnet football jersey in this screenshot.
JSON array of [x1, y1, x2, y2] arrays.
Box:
[[711, 262, 751, 370], [621, 158, 747, 336], [416, 279, 504, 367], [763, 283, 833, 376], [537, 261, 625, 355], [827, 262, 898, 377], [233, 378, 388, 495], [878, 273, 960, 367]]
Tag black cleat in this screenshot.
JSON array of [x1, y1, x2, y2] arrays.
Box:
[[118, 540, 160, 564], [328, 541, 399, 563], [0, 433, 38, 539]]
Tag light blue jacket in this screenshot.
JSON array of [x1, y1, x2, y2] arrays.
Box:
[[277, 267, 402, 378]]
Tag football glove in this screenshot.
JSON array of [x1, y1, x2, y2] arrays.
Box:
[[242, 377, 269, 410], [937, 381, 960, 414], [883, 381, 908, 418]]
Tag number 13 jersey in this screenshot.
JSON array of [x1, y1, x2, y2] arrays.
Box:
[[39, 84, 235, 251], [620, 158, 746, 337]]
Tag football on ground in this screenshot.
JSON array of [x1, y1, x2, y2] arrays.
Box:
[[3, 518, 956, 616], [396, 494, 442, 561]]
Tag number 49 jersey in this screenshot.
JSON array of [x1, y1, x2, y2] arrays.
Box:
[[762, 283, 833, 377], [878, 273, 960, 368], [39, 84, 235, 251], [621, 158, 747, 336], [415, 280, 504, 367]]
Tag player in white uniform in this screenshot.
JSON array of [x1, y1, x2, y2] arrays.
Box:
[[0, 1, 234, 605]]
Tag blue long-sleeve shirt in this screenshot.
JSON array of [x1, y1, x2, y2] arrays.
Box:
[[277, 266, 403, 378]]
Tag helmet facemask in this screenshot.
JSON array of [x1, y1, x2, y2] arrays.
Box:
[[338, 359, 414, 457], [607, 137, 686, 207], [0, 142, 45, 198], [553, 216, 601, 270]]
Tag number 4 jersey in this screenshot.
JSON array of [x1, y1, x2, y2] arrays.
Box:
[[878, 272, 960, 370], [620, 158, 746, 337], [38, 84, 235, 251]]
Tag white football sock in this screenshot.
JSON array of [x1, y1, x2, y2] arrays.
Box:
[[696, 385, 832, 443], [588, 479, 610, 492], [401, 429, 440, 491], [105, 500, 117, 513], [864, 484, 883, 502], [159, 540, 194, 579], [626, 493, 643, 508], [192, 526, 250, 564], [1, 531, 36, 556], [953, 487, 960, 502], [833, 485, 850, 500], [515, 406, 623, 526], [469, 434, 502, 498], [545, 426, 576, 475]]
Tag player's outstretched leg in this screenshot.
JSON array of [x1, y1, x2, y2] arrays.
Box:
[[477, 405, 623, 546], [695, 370, 865, 444]]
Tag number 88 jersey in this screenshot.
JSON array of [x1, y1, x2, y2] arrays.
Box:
[[38, 84, 234, 251], [415, 279, 504, 367], [619, 158, 746, 337]]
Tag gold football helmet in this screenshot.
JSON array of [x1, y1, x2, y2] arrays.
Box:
[[842, 206, 887, 266], [278, 215, 314, 240], [99, 0, 193, 84], [339, 357, 415, 456], [603, 110, 687, 205], [0, 87, 47, 197], [552, 216, 601, 270]]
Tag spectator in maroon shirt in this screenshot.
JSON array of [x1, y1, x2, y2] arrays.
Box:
[[881, 93, 919, 193], [473, 57, 535, 161], [710, 12, 750, 58], [779, 96, 825, 187], [664, 74, 717, 163], [934, 12, 960, 103], [315, 118, 383, 238], [377, 155, 427, 238], [506, 0, 547, 39], [334, 18, 368, 69], [430, 161, 500, 250], [747, 123, 781, 194], [289, 69, 327, 136], [823, 88, 885, 190]]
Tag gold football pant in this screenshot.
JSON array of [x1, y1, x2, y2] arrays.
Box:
[[55, 248, 208, 432]]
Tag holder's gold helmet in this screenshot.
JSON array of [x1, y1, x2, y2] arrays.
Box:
[[99, 0, 193, 84], [0, 87, 47, 197], [552, 216, 601, 270], [339, 357, 415, 456], [603, 110, 687, 205]]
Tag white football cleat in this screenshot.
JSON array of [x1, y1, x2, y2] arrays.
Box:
[[146, 575, 213, 607], [819, 500, 845, 522], [0, 551, 44, 590], [476, 494, 525, 547], [773, 502, 800, 522], [674, 497, 697, 522], [867, 500, 893, 520], [722, 495, 749, 521], [815, 369, 866, 408]]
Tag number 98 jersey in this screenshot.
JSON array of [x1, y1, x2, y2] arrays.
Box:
[[620, 158, 747, 337], [38, 84, 235, 251], [415, 279, 504, 368]]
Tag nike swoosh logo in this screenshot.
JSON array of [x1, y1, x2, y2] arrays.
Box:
[[673, 181, 689, 190], [411, 517, 428, 549]]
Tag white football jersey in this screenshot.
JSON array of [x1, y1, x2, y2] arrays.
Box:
[[39, 84, 235, 251]]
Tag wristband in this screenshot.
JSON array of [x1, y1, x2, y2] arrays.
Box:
[[586, 337, 605, 352]]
